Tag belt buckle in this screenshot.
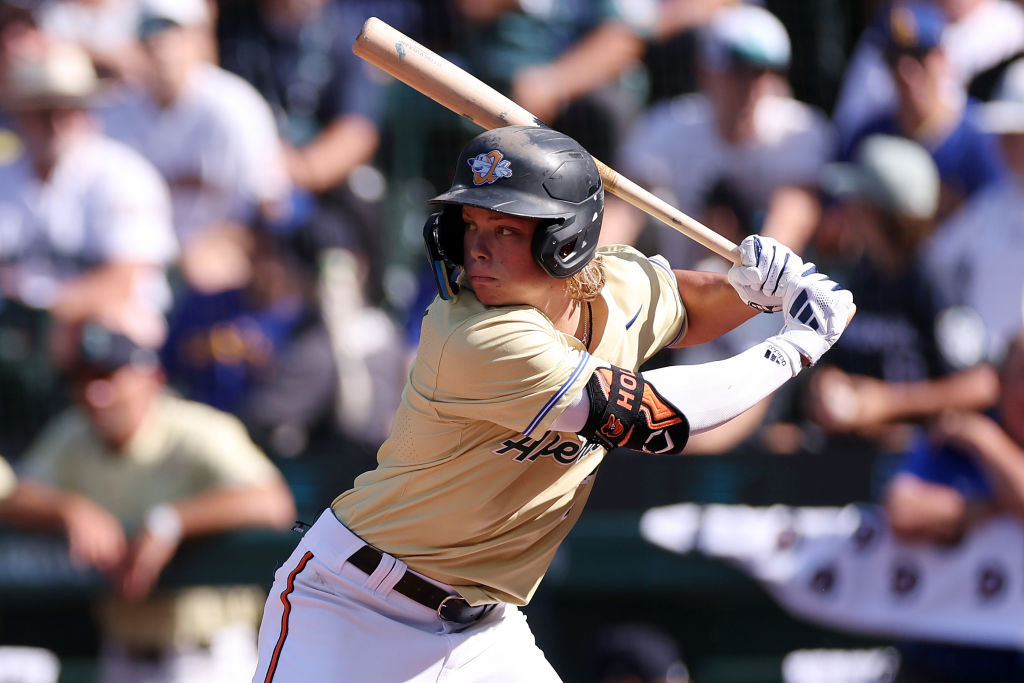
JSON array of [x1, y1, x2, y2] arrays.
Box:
[[436, 595, 470, 623]]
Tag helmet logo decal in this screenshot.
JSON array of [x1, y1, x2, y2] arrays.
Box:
[[468, 150, 512, 185]]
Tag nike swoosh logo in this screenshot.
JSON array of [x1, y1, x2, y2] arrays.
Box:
[[625, 306, 642, 330]]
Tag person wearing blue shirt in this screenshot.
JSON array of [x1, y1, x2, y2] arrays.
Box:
[[884, 331, 1024, 681], [838, 2, 1005, 220]]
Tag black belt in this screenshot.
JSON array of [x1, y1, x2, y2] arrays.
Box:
[[347, 545, 491, 624]]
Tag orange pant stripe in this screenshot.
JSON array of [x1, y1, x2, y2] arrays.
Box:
[[264, 550, 314, 683]]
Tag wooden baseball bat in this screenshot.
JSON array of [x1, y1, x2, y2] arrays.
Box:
[[353, 17, 742, 265]]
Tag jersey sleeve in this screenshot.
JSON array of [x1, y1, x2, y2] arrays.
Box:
[[598, 246, 687, 357], [429, 314, 599, 438], [645, 253, 688, 351]]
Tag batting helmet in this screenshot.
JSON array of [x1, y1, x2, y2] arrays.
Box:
[[425, 126, 604, 285]]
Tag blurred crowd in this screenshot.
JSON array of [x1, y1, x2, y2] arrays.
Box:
[[0, 0, 1021, 681]]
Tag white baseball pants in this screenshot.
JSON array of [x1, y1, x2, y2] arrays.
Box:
[[252, 510, 562, 682]]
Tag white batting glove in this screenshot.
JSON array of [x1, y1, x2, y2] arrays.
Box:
[[771, 267, 856, 375], [728, 235, 804, 313]]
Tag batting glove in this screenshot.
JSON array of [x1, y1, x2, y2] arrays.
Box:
[[728, 235, 803, 313], [771, 267, 855, 375]]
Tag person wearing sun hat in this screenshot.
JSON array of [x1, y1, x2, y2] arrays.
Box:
[[809, 133, 999, 438], [0, 40, 176, 322]]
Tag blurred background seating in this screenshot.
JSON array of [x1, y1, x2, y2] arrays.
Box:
[[0, 1, 1023, 681]]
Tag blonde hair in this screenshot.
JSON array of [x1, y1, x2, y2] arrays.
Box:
[[565, 255, 606, 303]]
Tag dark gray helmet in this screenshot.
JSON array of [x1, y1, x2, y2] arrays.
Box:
[[426, 126, 604, 280]]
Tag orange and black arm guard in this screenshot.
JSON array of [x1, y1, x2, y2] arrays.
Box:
[[580, 366, 689, 455]]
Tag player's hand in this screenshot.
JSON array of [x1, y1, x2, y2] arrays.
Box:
[[727, 235, 804, 312], [775, 267, 855, 369]]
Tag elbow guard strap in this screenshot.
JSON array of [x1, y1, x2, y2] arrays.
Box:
[[580, 366, 689, 455]]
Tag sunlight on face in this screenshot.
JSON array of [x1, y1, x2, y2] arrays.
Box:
[[460, 205, 551, 307]]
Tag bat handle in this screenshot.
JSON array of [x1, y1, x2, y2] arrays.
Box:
[[594, 160, 742, 265]]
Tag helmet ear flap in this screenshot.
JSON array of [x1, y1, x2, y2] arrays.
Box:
[[422, 207, 466, 301], [531, 191, 603, 278], [435, 204, 465, 266]]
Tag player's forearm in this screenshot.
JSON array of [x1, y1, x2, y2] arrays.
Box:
[[644, 338, 794, 434], [672, 269, 759, 347], [553, 337, 795, 437]]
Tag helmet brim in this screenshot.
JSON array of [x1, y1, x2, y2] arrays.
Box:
[[427, 186, 572, 222]]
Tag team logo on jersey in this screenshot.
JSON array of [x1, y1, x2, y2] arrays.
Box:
[[493, 430, 600, 466], [468, 150, 512, 185]]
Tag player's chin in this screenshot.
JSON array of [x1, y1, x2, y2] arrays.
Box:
[[475, 289, 508, 306], [469, 278, 505, 304]]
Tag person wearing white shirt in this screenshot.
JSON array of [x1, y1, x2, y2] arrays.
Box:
[[926, 58, 1024, 363], [0, 41, 177, 323], [99, 0, 291, 292], [604, 4, 834, 270], [832, 0, 1024, 146]]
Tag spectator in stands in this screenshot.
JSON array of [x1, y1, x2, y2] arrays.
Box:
[[836, 1, 1006, 220], [447, 0, 653, 164], [0, 39, 177, 450], [0, 2, 45, 71], [808, 134, 998, 442], [0, 39, 176, 325], [33, 0, 146, 83], [925, 57, 1024, 363], [604, 3, 833, 266], [883, 330, 1024, 681], [100, 0, 292, 294], [160, 220, 341, 458], [217, 0, 388, 298], [13, 314, 296, 683], [833, 0, 1024, 146], [217, 0, 382, 197]]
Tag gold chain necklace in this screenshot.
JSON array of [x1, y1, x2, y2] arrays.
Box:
[[580, 301, 592, 350]]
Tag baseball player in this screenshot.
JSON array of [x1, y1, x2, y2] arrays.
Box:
[[253, 126, 854, 682]]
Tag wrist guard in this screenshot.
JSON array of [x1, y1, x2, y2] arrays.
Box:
[[580, 366, 689, 455]]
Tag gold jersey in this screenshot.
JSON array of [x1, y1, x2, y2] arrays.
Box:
[[332, 246, 686, 605]]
